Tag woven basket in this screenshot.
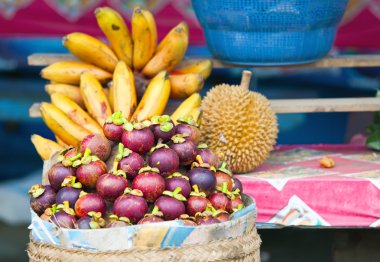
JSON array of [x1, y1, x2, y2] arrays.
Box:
[[28, 226, 261, 262]]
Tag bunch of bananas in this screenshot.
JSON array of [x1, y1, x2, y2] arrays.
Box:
[[32, 6, 209, 160]]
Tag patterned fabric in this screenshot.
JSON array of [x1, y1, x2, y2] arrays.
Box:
[[239, 145, 380, 227], [1, 0, 380, 48]]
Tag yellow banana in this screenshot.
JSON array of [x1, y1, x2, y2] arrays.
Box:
[[40, 102, 91, 146], [107, 81, 114, 111], [169, 73, 204, 99], [112, 61, 137, 120], [62, 32, 118, 72], [156, 22, 188, 53], [189, 107, 202, 126], [172, 59, 212, 79], [31, 134, 63, 160], [80, 72, 112, 126], [131, 71, 170, 122], [142, 22, 188, 78], [171, 93, 201, 123], [132, 7, 157, 71], [45, 83, 85, 109], [50, 93, 103, 134], [95, 7, 133, 68], [41, 61, 112, 85]]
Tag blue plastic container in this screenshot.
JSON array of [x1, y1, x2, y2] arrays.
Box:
[[192, 0, 348, 65]]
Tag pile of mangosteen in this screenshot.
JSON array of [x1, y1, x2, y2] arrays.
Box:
[[29, 115, 244, 229]]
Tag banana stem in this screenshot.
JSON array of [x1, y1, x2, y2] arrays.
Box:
[[240, 70, 252, 90]]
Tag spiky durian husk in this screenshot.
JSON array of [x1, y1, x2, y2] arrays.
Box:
[[200, 84, 278, 173]]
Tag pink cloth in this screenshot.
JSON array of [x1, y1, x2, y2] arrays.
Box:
[[238, 145, 380, 227], [2, 0, 380, 49]]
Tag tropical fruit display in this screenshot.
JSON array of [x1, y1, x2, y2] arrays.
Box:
[[30, 113, 246, 228], [29, 5, 278, 232], [40, 6, 211, 101], [29, 7, 249, 229]]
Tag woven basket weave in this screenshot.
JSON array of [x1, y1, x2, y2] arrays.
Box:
[[28, 226, 261, 262]]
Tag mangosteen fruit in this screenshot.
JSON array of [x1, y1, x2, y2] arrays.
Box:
[[121, 122, 155, 154], [28, 184, 56, 216], [148, 144, 179, 177], [103, 111, 126, 142], [113, 188, 148, 224], [80, 134, 111, 162], [165, 172, 191, 198], [132, 167, 165, 202], [75, 192, 106, 218], [150, 115, 176, 142], [154, 187, 186, 220], [169, 134, 196, 165]]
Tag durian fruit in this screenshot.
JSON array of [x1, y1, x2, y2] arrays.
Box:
[[200, 71, 278, 173]]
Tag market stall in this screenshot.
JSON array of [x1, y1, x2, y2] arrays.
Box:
[[2, 0, 380, 261]]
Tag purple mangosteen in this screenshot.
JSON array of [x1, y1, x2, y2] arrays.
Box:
[[116, 143, 145, 179], [76, 211, 106, 229], [208, 192, 232, 213], [186, 185, 211, 216], [214, 162, 233, 191], [196, 143, 219, 167], [232, 177, 243, 193], [195, 211, 220, 225], [48, 162, 76, 192], [187, 161, 216, 197], [56, 176, 82, 208], [80, 134, 111, 162], [75, 148, 107, 189], [132, 167, 165, 202], [103, 111, 126, 142], [48, 201, 76, 229], [165, 172, 191, 198], [154, 187, 186, 220], [75, 192, 106, 218], [28, 184, 56, 216], [138, 206, 165, 224], [121, 122, 155, 154], [175, 117, 201, 144], [231, 196, 244, 212], [113, 188, 148, 224], [150, 115, 176, 142], [96, 170, 129, 201], [148, 144, 179, 177], [169, 134, 196, 165], [106, 215, 131, 228]]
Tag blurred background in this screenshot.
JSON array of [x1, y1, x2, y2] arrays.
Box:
[[1, 0, 380, 261]]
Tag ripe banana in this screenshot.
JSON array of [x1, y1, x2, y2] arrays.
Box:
[[41, 61, 112, 85], [95, 7, 133, 68], [112, 61, 137, 120], [172, 59, 212, 79], [31, 134, 63, 160], [62, 32, 118, 72], [132, 7, 157, 71], [142, 22, 188, 78], [171, 93, 201, 123], [107, 81, 114, 110], [189, 107, 202, 126], [40, 102, 91, 146], [80, 72, 112, 126], [50, 93, 103, 134], [45, 83, 84, 109], [169, 73, 204, 99], [131, 71, 170, 122]]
